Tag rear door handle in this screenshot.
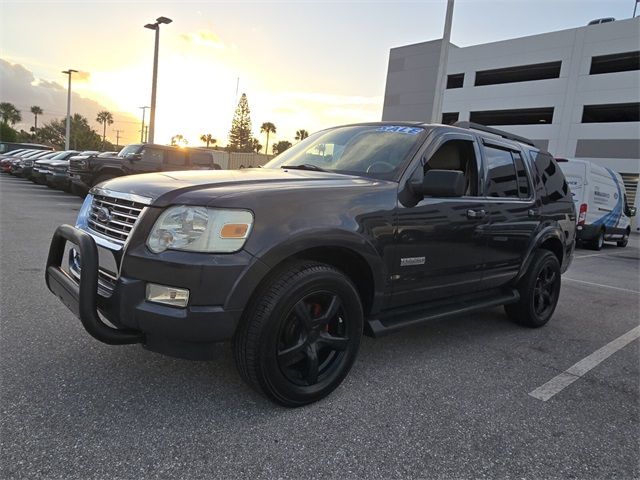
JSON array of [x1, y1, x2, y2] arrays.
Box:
[[466, 209, 486, 219], [528, 208, 540, 217]]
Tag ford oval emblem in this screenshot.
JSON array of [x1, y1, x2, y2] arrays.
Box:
[[96, 206, 111, 223]]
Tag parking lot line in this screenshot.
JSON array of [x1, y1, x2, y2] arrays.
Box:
[[563, 277, 640, 294], [529, 325, 640, 401]]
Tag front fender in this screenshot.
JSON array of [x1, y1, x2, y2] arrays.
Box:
[[225, 228, 387, 312]]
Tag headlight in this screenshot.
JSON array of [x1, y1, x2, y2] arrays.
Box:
[[147, 206, 253, 253], [76, 194, 94, 229]]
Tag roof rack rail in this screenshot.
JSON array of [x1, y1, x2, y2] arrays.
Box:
[[453, 121, 537, 148]]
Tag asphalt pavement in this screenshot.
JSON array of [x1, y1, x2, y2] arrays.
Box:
[[1, 173, 638, 479]]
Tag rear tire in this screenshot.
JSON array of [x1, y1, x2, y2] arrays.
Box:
[[233, 261, 363, 407], [505, 250, 561, 328], [589, 229, 605, 251]]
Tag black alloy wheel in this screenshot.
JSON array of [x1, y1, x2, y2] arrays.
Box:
[[505, 250, 561, 328], [532, 264, 558, 319], [276, 291, 350, 386], [234, 261, 363, 406]]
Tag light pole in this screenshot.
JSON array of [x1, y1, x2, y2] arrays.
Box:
[[431, 0, 455, 124], [144, 16, 172, 144], [62, 69, 78, 150], [139, 106, 149, 142]]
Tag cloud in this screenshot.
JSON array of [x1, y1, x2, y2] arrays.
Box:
[[0, 58, 140, 143], [181, 29, 225, 49]]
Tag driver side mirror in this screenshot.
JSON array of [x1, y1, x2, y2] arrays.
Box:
[[629, 207, 637, 217], [125, 152, 141, 161], [412, 169, 465, 198]]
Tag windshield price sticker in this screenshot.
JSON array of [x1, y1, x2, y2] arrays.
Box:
[[377, 126, 423, 135]]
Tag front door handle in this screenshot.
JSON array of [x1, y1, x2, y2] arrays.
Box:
[[466, 209, 486, 219], [528, 208, 540, 217]]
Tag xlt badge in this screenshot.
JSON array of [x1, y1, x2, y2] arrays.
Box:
[[400, 256, 425, 267]]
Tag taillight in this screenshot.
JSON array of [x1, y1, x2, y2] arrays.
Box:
[[578, 203, 587, 226]]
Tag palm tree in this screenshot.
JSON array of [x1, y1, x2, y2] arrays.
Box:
[[96, 111, 114, 147], [30, 106, 43, 132], [171, 134, 186, 146], [295, 129, 309, 142], [200, 134, 216, 148], [251, 138, 262, 154], [0, 102, 22, 125], [260, 122, 276, 156]]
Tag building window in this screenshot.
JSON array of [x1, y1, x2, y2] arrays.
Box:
[[469, 107, 554, 126], [446, 73, 464, 89], [441, 112, 459, 125], [474, 61, 561, 86], [590, 51, 640, 75], [582, 103, 640, 123]]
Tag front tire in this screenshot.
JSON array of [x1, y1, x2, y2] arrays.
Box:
[[505, 250, 561, 328], [234, 261, 363, 407], [617, 230, 629, 247]]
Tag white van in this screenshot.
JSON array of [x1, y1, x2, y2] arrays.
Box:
[[558, 159, 636, 250]]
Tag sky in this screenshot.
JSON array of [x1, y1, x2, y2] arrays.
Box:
[[0, 0, 636, 150]]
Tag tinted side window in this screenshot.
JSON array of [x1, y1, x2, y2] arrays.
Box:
[[141, 148, 164, 166], [512, 151, 530, 198], [424, 139, 479, 196], [165, 150, 187, 167], [484, 146, 518, 198]]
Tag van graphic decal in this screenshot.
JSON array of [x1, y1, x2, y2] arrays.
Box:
[[592, 168, 623, 229]]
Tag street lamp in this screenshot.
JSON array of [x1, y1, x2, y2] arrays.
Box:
[[62, 69, 78, 150], [144, 16, 172, 144], [139, 106, 149, 142]]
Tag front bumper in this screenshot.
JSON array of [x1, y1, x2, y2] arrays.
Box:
[[46, 172, 70, 188], [45, 225, 246, 359]]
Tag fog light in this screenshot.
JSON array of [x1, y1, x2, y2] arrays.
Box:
[[146, 283, 189, 308]]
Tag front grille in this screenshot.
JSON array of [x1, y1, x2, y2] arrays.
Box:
[[87, 194, 145, 243], [69, 159, 86, 174]]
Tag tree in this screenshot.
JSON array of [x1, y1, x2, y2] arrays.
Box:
[[0, 102, 21, 126], [251, 138, 262, 154], [273, 140, 292, 155], [295, 129, 309, 142], [228, 93, 254, 152], [260, 122, 276, 156], [200, 133, 216, 148], [171, 134, 187, 146], [30, 106, 43, 133], [38, 114, 104, 150], [96, 111, 114, 148]]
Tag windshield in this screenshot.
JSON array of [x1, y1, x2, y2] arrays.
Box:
[[264, 125, 425, 179], [117, 144, 143, 157]]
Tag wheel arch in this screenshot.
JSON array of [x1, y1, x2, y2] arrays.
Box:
[[516, 226, 566, 282], [225, 231, 387, 316]]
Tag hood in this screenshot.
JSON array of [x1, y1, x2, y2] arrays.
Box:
[[97, 168, 382, 206]]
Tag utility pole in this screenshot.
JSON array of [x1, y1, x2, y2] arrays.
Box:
[[144, 126, 149, 143], [139, 106, 149, 142], [634, 0, 638, 18], [144, 16, 172, 144], [62, 69, 78, 150], [431, 0, 455, 124], [114, 129, 123, 148]]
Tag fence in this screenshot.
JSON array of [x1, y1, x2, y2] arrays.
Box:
[[211, 152, 275, 170]]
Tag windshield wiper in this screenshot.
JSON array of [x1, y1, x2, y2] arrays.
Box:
[[281, 163, 326, 172]]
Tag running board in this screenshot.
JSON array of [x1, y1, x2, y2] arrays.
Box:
[[365, 289, 520, 337]]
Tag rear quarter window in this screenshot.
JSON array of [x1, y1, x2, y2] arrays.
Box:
[[529, 150, 571, 203]]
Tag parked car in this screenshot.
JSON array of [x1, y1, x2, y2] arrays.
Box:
[[68, 143, 221, 193], [558, 158, 635, 249], [46, 121, 576, 406], [0, 141, 53, 154], [11, 150, 57, 177], [32, 151, 80, 185]]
